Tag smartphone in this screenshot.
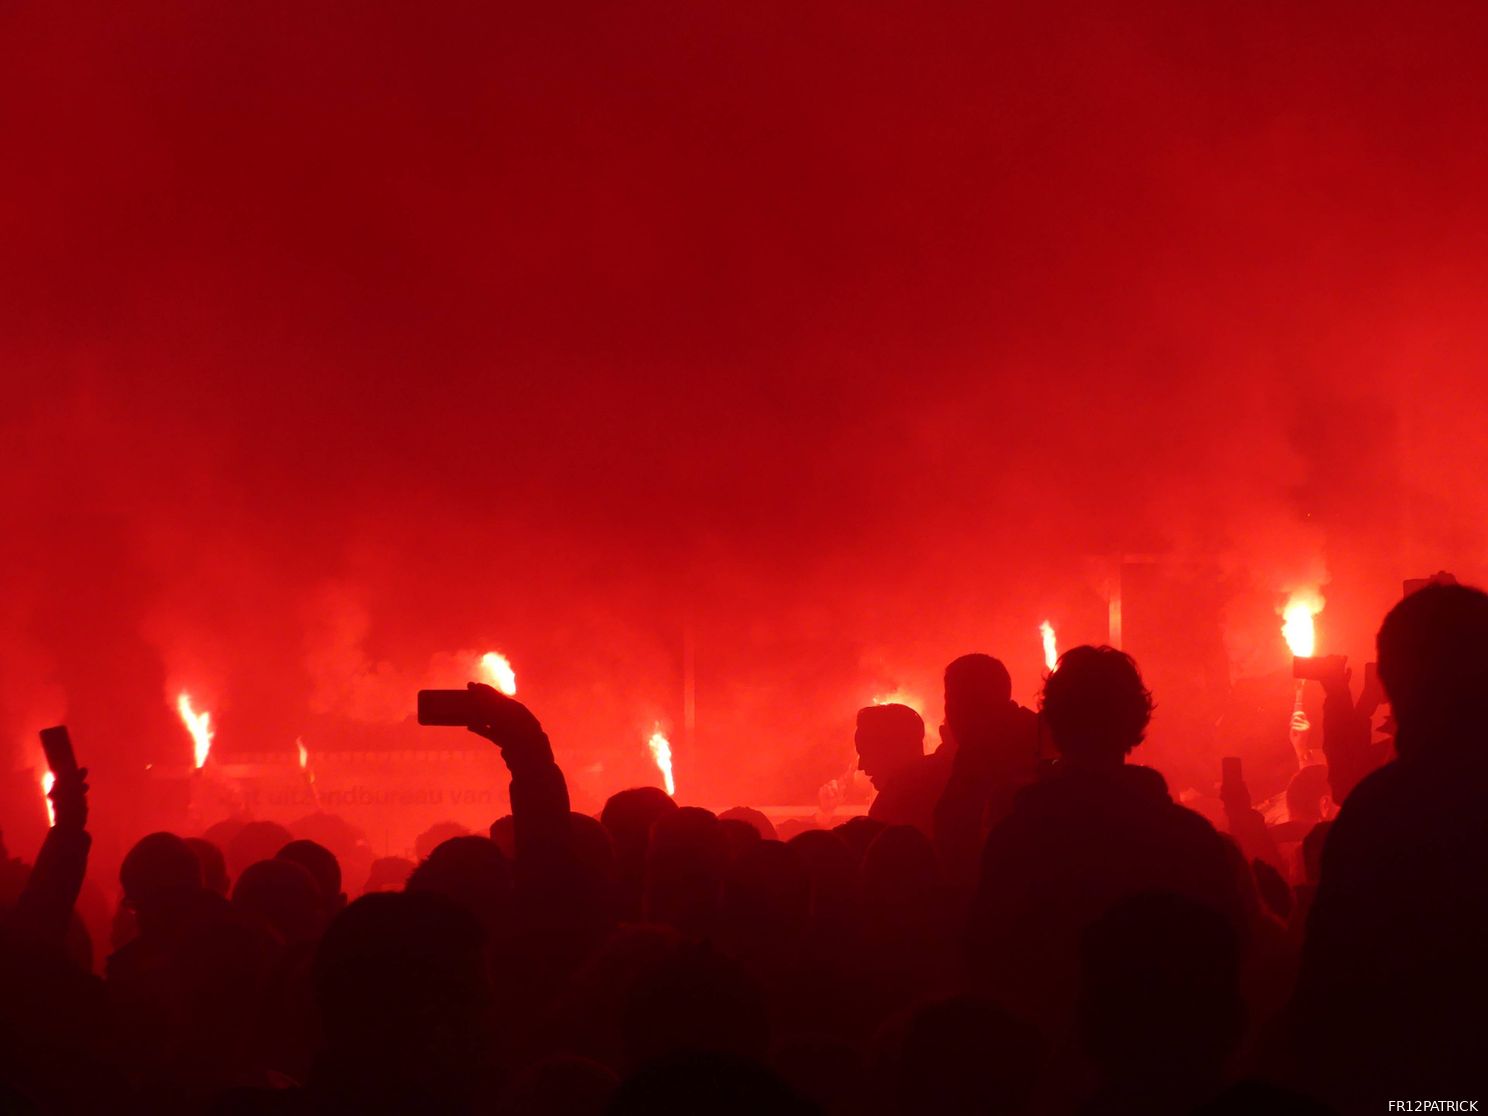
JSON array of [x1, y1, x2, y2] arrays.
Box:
[[40, 725, 78, 775], [1293, 654, 1347, 681], [1221, 756, 1242, 784], [417, 689, 474, 726]]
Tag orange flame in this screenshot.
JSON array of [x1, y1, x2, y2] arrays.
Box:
[[648, 729, 675, 797], [1040, 620, 1058, 672], [296, 737, 310, 771], [1281, 591, 1323, 658], [177, 692, 214, 769], [41, 771, 55, 828], [480, 652, 518, 696]]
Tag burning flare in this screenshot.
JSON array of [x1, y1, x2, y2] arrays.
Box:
[[41, 771, 55, 828], [648, 729, 675, 797], [1040, 620, 1059, 672], [296, 737, 311, 776], [870, 689, 923, 715], [480, 652, 518, 696], [1281, 591, 1323, 658], [177, 692, 214, 769]]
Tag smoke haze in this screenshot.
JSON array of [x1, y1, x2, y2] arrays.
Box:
[[5, 2, 1488, 847]]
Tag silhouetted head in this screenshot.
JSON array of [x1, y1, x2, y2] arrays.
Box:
[[718, 806, 777, 841], [855, 704, 925, 788], [1079, 892, 1242, 1095], [225, 820, 295, 880], [277, 838, 342, 900], [893, 996, 1045, 1116], [314, 891, 491, 1098], [944, 653, 1013, 740], [278, 838, 346, 929], [185, 836, 230, 896], [1040, 645, 1153, 765], [121, 832, 202, 910], [233, 857, 323, 943], [414, 820, 470, 861], [1376, 582, 1488, 757], [405, 835, 511, 942], [1285, 764, 1330, 823], [602, 787, 679, 861], [290, 812, 374, 898], [362, 855, 415, 894]]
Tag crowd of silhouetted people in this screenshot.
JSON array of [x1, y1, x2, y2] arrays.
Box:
[[1, 582, 1484, 1114]]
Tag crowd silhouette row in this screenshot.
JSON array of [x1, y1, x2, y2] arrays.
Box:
[[1, 583, 1484, 1114]]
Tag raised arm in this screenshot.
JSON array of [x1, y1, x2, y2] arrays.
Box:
[[8, 766, 91, 953]]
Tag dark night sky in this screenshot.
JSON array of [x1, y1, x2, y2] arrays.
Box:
[[4, 2, 1488, 823]]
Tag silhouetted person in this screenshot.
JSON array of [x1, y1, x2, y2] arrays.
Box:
[[1078, 892, 1243, 1115], [602, 786, 680, 921], [108, 831, 272, 1106], [1289, 584, 1488, 1109], [933, 653, 1041, 885], [855, 703, 942, 835], [968, 646, 1244, 1042]]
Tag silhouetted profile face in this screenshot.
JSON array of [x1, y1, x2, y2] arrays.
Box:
[[943, 653, 1013, 740], [1040, 645, 1153, 764], [1376, 582, 1488, 756], [855, 704, 925, 788]]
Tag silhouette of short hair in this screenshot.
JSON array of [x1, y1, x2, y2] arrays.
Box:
[[232, 857, 322, 942], [414, 820, 471, 861], [945, 653, 1013, 708], [120, 832, 202, 907], [718, 806, 777, 841], [1285, 764, 1330, 822], [405, 835, 511, 938], [1040, 645, 1153, 760], [277, 838, 342, 899], [601, 787, 679, 852], [1376, 581, 1488, 755], [855, 704, 925, 750]]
